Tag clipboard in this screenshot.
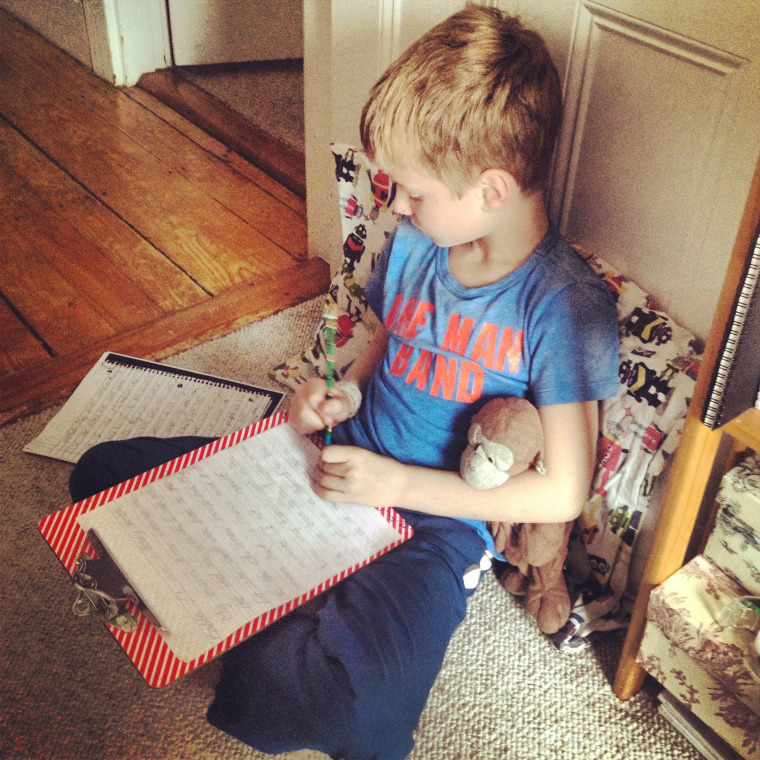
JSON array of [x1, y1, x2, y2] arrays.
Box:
[[38, 412, 413, 687]]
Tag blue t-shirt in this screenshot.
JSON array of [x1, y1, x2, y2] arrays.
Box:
[[334, 218, 618, 546]]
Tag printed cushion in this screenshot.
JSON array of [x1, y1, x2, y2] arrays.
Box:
[[573, 246, 648, 323], [558, 295, 701, 650], [270, 145, 400, 388]]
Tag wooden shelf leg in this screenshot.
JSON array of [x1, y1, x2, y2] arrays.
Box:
[[612, 414, 723, 699]]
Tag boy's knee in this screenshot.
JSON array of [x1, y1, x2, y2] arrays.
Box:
[[207, 633, 357, 756], [69, 440, 124, 502], [207, 617, 414, 759], [68, 436, 213, 502]]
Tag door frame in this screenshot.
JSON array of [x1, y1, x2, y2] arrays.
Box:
[[84, 0, 172, 86]]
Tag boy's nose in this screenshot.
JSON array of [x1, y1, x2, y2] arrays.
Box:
[[392, 187, 412, 216]]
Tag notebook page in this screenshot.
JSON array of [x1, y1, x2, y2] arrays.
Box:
[[25, 353, 282, 463], [77, 424, 402, 662]]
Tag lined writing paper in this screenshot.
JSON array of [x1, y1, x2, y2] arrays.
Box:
[[25, 353, 283, 463], [76, 423, 406, 663]]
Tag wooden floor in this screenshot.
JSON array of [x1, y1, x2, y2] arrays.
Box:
[[0, 10, 329, 427]]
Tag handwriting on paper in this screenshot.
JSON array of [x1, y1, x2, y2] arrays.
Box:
[[78, 424, 403, 662]]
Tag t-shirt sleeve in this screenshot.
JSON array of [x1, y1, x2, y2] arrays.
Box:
[[529, 282, 619, 406]]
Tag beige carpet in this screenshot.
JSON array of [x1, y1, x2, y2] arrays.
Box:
[[179, 60, 305, 153], [0, 298, 701, 760]]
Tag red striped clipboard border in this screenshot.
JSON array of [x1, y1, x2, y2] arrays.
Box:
[[38, 411, 414, 688]]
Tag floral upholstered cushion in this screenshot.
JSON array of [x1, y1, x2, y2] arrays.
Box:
[[638, 555, 760, 757], [639, 621, 760, 758], [645, 555, 759, 715], [706, 453, 760, 596]]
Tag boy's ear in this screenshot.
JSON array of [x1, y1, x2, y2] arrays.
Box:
[[479, 169, 513, 210]]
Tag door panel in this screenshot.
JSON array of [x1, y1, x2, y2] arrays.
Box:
[[167, 0, 302, 66], [549, 1, 760, 338]]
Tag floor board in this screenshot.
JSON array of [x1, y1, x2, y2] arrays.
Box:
[[0, 10, 328, 426], [138, 68, 306, 200], [0, 121, 207, 313], [0, 298, 50, 376], [123, 86, 306, 217]]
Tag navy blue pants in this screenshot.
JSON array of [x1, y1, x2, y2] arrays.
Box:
[[70, 437, 487, 760]]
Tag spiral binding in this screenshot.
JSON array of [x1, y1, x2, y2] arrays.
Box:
[[103, 352, 276, 396], [702, 227, 760, 428]]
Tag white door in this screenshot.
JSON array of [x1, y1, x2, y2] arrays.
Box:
[[167, 0, 303, 65]]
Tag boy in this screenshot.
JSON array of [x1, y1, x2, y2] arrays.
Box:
[[70, 6, 618, 759], [291, 6, 617, 536]]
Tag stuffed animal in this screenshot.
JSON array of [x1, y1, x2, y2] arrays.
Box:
[[460, 397, 574, 635]]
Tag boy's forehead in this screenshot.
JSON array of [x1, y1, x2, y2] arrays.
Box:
[[382, 163, 475, 202], [377, 158, 436, 189], [373, 151, 407, 178], [385, 165, 425, 188], [373, 148, 477, 197]]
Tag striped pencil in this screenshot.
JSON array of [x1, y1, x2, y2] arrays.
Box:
[[323, 307, 338, 444]]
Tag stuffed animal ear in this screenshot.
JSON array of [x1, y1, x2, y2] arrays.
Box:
[[468, 422, 484, 446]]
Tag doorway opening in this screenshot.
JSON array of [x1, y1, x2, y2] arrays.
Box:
[[138, 61, 305, 199], [139, 0, 306, 198], [179, 59, 304, 155]]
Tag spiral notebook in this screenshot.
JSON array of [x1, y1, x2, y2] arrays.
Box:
[[38, 412, 413, 687], [24, 352, 283, 463], [702, 222, 760, 429]]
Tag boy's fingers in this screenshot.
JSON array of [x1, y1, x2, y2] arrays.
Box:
[[320, 445, 351, 464], [289, 395, 328, 434], [319, 394, 351, 425], [290, 412, 323, 435]]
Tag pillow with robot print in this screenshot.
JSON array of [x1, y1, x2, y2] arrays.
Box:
[[271, 144, 399, 389]]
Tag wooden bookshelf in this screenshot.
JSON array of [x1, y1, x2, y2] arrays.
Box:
[[612, 147, 760, 699]]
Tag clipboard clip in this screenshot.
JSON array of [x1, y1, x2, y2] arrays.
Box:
[[72, 553, 139, 632], [72, 533, 168, 633], [78, 529, 168, 632]]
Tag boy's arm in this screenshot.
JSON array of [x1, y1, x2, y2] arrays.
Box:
[[342, 310, 388, 392], [316, 399, 598, 524], [289, 312, 388, 435]]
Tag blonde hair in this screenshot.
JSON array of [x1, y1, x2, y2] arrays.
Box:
[[360, 4, 562, 195]]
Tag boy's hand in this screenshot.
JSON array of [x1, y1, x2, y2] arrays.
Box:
[[313, 445, 404, 508], [289, 378, 358, 435]]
